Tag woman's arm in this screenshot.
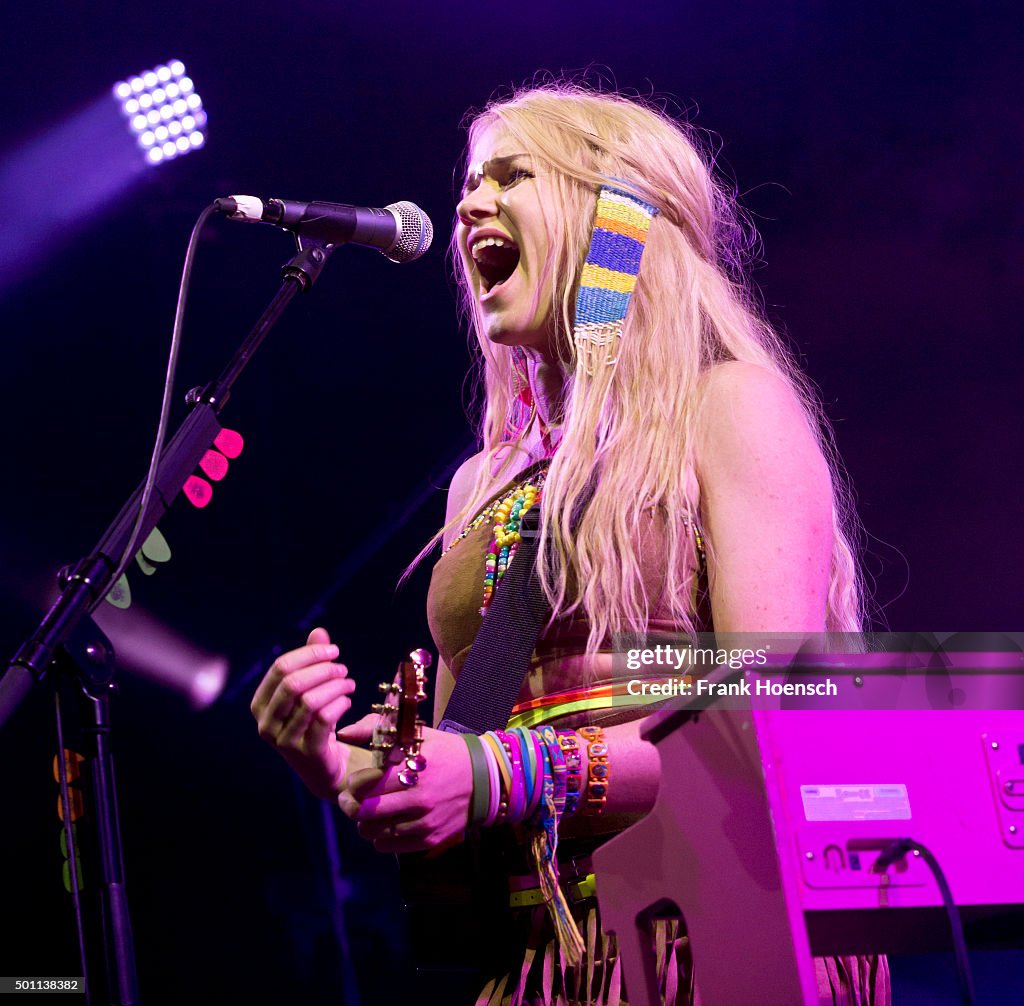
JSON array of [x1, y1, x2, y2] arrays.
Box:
[[250, 625, 371, 800], [695, 361, 833, 633], [589, 362, 836, 817]]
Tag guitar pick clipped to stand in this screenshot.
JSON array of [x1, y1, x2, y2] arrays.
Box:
[[0, 233, 335, 1005]]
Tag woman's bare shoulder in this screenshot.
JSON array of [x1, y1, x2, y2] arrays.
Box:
[[697, 360, 806, 418], [694, 361, 823, 478], [443, 450, 488, 546]]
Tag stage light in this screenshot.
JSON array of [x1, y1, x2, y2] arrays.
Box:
[[0, 56, 207, 293], [112, 60, 206, 168], [90, 603, 230, 710]]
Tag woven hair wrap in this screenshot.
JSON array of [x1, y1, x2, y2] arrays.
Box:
[[573, 185, 658, 370]]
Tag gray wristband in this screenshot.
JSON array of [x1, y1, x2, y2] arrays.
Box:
[[463, 733, 490, 827]]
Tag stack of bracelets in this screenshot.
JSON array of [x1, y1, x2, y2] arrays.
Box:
[[462, 725, 609, 829], [462, 725, 611, 961]]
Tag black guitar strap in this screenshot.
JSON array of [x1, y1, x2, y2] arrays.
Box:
[[435, 478, 594, 734]]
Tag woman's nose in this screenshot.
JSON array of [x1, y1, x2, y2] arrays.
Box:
[[456, 178, 499, 225]]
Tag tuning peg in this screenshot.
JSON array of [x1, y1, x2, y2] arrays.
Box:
[[409, 648, 433, 669], [199, 449, 229, 481], [214, 428, 244, 458], [371, 703, 399, 715], [184, 475, 212, 508]]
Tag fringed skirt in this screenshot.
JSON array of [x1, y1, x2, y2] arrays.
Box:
[[405, 833, 890, 1006], [475, 902, 688, 1006], [473, 894, 890, 1006]]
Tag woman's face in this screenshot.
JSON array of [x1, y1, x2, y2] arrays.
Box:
[[456, 123, 561, 357]]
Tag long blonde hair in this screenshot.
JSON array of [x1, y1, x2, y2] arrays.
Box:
[[436, 83, 863, 649]]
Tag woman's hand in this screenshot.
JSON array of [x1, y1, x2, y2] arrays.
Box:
[[250, 626, 365, 799], [336, 721, 473, 854]]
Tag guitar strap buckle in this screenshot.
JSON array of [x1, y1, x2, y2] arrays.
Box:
[[436, 717, 474, 734]]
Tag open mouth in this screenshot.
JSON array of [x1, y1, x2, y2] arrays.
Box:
[[470, 235, 520, 293]]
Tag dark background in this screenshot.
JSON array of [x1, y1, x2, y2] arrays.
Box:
[[1, 1, 1021, 1002]]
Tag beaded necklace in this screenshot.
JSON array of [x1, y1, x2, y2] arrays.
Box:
[[442, 464, 549, 614], [481, 475, 543, 613]]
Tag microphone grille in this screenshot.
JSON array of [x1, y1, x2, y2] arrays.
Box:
[[384, 202, 433, 263]]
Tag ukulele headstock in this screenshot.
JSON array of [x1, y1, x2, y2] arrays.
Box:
[[370, 648, 431, 786]]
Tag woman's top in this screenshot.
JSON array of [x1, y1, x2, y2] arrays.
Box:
[[426, 458, 706, 839]]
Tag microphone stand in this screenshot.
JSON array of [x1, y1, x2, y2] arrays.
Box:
[[0, 234, 333, 1004]]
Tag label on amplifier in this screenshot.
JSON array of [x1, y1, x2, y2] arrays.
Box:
[[800, 783, 911, 821]]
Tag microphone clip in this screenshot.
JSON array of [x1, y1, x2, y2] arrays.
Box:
[[282, 235, 334, 291]]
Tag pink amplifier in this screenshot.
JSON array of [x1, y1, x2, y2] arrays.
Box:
[[593, 652, 1024, 1006]]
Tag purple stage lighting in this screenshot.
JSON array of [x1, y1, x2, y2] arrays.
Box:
[[113, 60, 207, 166]]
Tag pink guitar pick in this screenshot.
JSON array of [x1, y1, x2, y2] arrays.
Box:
[[184, 475, 213, 508], [214, 428, 244, 459], [199, 449, 229, 481]]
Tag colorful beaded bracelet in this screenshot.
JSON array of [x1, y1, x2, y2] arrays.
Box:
[[579, 725, 611, 814]]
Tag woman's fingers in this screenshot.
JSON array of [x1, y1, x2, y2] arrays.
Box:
[[275, 675, 356, 743], [254, 657, 348, 726], [356, 808, 462, 853], [306, 626, 332, 647], [250, 639, 340, 715]]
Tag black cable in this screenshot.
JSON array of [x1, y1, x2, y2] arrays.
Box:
[[874, 838, 976, 1006], [91, 202, 218, 612]]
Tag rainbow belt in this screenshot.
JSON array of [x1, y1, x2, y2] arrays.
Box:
[[507, 679, 672, 729]]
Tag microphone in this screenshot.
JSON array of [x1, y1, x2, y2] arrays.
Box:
[[214, 195, 433, 263]]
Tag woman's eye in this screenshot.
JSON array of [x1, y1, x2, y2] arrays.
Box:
[[503, 167, 533, 187]]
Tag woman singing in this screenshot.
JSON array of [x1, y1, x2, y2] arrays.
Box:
[[250, 82, 887, 1005]]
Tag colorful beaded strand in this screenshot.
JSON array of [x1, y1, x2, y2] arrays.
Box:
[[481, 477, 543, 614]]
